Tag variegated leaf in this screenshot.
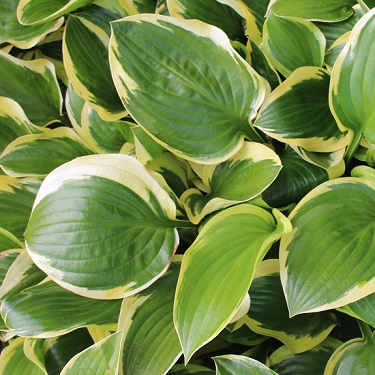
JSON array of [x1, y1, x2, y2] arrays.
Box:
[[214, 355, 277, 375]]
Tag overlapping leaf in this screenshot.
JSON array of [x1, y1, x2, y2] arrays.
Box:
[[25, 154, 185, 299], [262, 12, 325, 77], [110, 14, 266, 164], [280, 178, 375, 315], [181, 142, 281, 223], [214, 355, 277, 375], [174, 205, 291, 361]]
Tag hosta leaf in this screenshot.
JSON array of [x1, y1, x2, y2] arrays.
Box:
[[109, 14, 266, 164], [262, 12, 325, 78], [269, 0, 356, 21], [80, 103, 133, 153], [220, 321, 266, 346], [269, 338, 342, 375], [255, 67, 349, 152], [1, 280, 122, 337], [248, 40, 280, 90], [119, 261, 182, 375], [0, 128, 92, 177], [280, 178, 375, 315], [63, 15, 126, 121], [214, 355, 277, 375], [167, 0, 246, 41], [0, 337, 45, 374], [0, 250, 20, 286], [338, 293, 375, 328], [239, 0, 271, 44], [25, 154, 185, 299], [24, 338, 47, 374], [0, 50, 63, 126], [60, 331, 123, 375], [329, 7, 375, 159], [181, 142, 282, 224], [324, 33, 350, 72], [0, 249, 47, 299], [174, 205, 291, 362], [247, 259, 337, 353], [0, 0, 64, 49], [0, 176, 40, 240], [325, 322, 375, 374], [119, 0, 157, 14], [0, 227, 22, 252], [262, 146, 329, 208], [17, 0, 92, 25], [169, 364, 215, 374], [65, 82, 86, 139], [44, 329, 94, 375], [0, 97, 41, 155]]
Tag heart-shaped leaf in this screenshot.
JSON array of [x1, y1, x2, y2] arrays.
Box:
[[25, 154, 187, 299], [109, 14, 266, 164]]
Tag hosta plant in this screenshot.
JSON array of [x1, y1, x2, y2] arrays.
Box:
[[0, 0, 375, 374]]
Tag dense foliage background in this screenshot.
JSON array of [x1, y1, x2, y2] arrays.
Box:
[[0, 0, 375, 373]]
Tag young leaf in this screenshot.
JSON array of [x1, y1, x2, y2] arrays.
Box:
[[324, 322, 375, 374], [0, 50, 63, 126], [181, 142, 282, 224], [214, 355, 277, 375], [109, 14, 267, 164], [60, 331, 123, 375], [1, 280, 122, 337], [17, 0, 92, 25], [262, 12, 325, 77], [329, 7, 375, 159], [0, 337, 45, 375], [63, 15, 126, 121], [0, 127, 92, 177], [280, 178, 375, 316], [119, 261, 182, 375], [25, 154, 185, 299], [254, 67, 350, 152], [0, 0, 64, 49], [246, 259, 337, 353], [269, 0, 357, 21], [174, 205, 291, 362]]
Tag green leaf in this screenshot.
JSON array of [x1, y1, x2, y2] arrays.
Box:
[[262, 146, 329, 208], [0, 337, 45, 375], [329, 7, 375, 160], [169, 364, 215, 374], [44, 329, 94, 375], [174, 205, 291, 362], [262, 12, 325, 77], [324, 322, 375, 374], [1, 280, 121, 337], [0, 250, 20, 286], [0, 127, 92, 177], [119, 0, 157, 14], [25, 154, 184, 299], [0, 50, 63, 126], [0, 0, 64, 49], [247, 259, 337, 353], [63, 15, 126, 121], [181, 142, 282, 224], [109, 14, 267, 164], [0, 97, 41, 155], [269, 0, 356, 21], [214, 355, 277, 375], [119, 261, 182, 375], [167, 0, 246, 41], [280, 178, 375, 315], [24, 338, 48, 374], [269, 337, 342, 375], [0, 176, 40, 240], [17, 0, 92, 25], [0, 249, 47, 299], [60, 331, 123, 375], [0, 227, 22, 252], [338, 293, 375, 328], [255, 67, 349, 151]]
